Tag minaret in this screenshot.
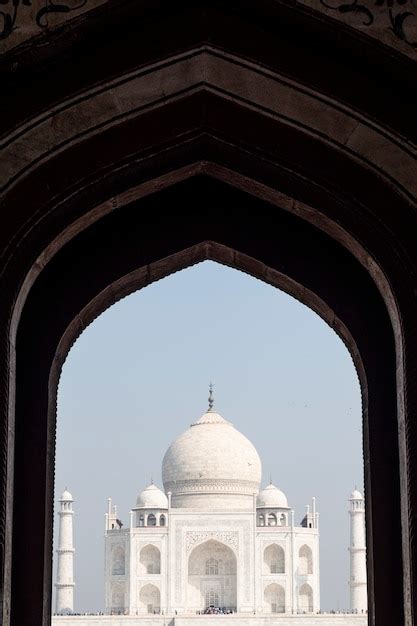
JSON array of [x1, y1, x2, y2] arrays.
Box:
[[349, 488, 367, 612], [55, 488, 75, 613]]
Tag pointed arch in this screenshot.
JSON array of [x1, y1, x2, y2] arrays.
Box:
[[263, 544, 285, 574], [264, 583, 285, 613], [111, 546, 125, 576], [188, 540, 237, 611], [139, 544, 161, 575], [139, 583, 160, 614], [111, 583, 125, 611], [267, 513, 277, 526], [299, 544, 313, 575], [299, 583, 313, 613]]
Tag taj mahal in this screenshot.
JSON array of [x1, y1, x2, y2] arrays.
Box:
[[53, 388, 367, 625]]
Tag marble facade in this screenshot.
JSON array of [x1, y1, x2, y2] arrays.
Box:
[[103, 401, 320, 615]]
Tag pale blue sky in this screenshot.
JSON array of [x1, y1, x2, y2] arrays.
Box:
[[53, 260, 363, 613]]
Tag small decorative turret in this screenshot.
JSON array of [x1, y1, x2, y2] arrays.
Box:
[[105, 497, 123, 532]]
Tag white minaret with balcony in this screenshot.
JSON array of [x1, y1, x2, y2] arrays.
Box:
[[55, 488, 75, 614], [349, 488, 367, 612]]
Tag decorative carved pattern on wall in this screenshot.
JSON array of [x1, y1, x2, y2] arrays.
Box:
[[0, 0, 87, 40], [185, 530, 239, 554], [319, 0, 417, 48], [1, 0, 416, 55], [165, 478, 259, 494]]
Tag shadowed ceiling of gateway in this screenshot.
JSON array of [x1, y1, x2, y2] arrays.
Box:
[[0, 2, 416, 626]]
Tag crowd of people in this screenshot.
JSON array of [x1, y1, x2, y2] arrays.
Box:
[[54, 607, 367, 616], [198, 607, 234, 615]]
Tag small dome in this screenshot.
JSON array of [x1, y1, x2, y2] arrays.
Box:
[[350, 488, 363, 500], [136, 483, 168, 509], [60, 489, 73, 501], [257, 483, 288, 508]]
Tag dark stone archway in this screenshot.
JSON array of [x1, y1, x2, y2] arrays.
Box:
[[8, 175, 400, 625], [0, 3, 416, 626]]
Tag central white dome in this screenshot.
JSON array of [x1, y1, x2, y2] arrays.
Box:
[[162, 408, 262, 509]]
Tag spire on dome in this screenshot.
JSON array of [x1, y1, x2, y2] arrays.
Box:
[[191, 384, 232, 426], [208, 382, 214, 411]]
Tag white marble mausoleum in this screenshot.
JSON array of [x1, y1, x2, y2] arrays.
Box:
[[103, 393, 320, 616]]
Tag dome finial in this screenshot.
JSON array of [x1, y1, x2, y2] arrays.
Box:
[[208, 382, 214, 411], [270, 474, 272, 485]]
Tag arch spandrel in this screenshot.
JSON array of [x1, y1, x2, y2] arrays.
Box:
[[188, 539, 237, 569], [1, 0, 416, 60], [186, 531, 239, 556]]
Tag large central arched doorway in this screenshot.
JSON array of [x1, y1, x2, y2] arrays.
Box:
[[188, 540, 237, 612]]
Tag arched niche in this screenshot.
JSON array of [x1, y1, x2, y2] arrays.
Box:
[[111, 583, 125, 612], [147, 514, 156, 527], [267, 513, 277, 527], [188, 539, 237, 611], [139, 545, 161, 575], [111, 546, 125, 576], [299, 583, 313, 613], [263, 544, 285, 574], [139, 583, 160, 614], [264, 583, 285, 613], [299, 545, 313, 575]]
